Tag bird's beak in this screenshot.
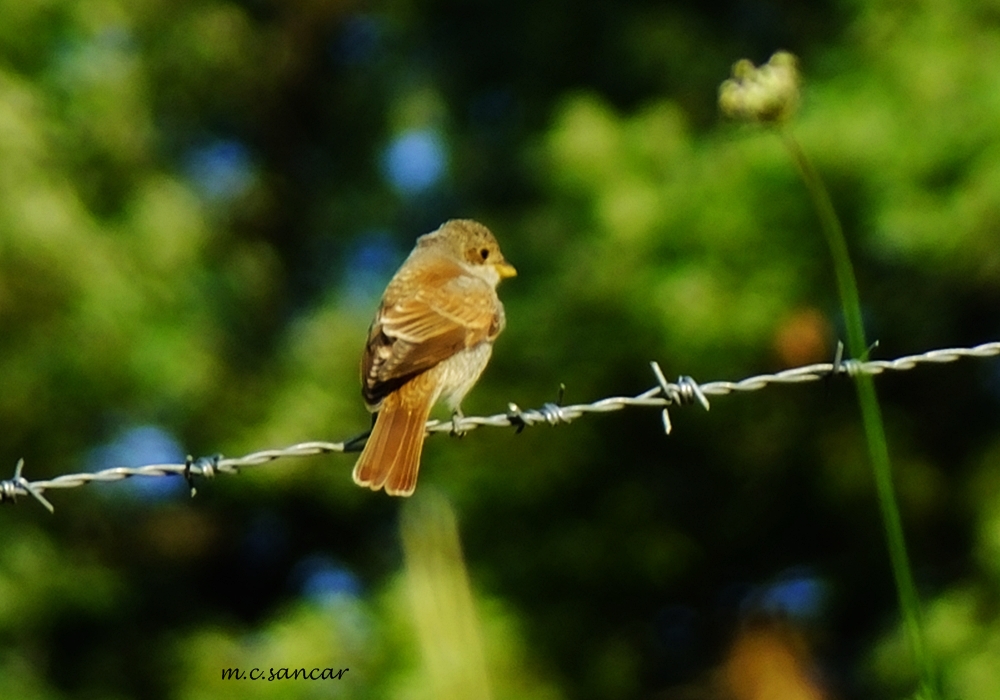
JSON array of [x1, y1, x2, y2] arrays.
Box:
[[496, 262, 517, 279]]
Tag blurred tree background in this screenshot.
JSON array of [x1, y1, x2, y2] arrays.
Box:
[[2, 0, 1000, 698]]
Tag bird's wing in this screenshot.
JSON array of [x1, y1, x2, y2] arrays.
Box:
[[362, 260, 504, 407]]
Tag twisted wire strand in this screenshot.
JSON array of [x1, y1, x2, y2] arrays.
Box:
[[3, 341, 998, 512]]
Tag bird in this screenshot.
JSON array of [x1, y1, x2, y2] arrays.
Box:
[[353, 219, 516, 496]]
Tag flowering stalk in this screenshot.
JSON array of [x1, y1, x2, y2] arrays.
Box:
[[721, 52, 939, 699]]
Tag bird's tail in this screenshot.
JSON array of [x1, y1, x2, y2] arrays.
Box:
[[352, 382, 432, 497]]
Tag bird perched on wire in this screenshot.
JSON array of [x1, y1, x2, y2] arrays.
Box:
[[353, 219, 517, 496]]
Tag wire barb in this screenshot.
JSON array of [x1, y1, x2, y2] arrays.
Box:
[[650, 363, 710, 434], [832, 341, 846, 375], [183, 454, 223, 497], [0, 459, 55, 513], [1, 340, 998, 509]]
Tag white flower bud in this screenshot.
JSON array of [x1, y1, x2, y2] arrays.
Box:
[[719, 51, 800, 125]]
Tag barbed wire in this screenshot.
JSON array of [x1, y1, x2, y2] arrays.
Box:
[[2, 340, 998, 512]]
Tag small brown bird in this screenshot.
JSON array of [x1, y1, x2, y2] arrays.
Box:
[[353, 219, 516, 496]]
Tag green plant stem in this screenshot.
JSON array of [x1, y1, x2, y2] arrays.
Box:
[[781, 131, 938, 698]]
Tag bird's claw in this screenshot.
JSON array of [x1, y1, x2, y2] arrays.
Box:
[[450, 408, 467, 438]]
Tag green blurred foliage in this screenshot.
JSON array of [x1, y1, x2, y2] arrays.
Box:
[[1, 0, 1000, 699]]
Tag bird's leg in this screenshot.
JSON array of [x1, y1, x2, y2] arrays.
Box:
[[450, 406, 467, 438]]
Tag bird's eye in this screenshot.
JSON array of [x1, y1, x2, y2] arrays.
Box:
[[479, 248, 490, 260]]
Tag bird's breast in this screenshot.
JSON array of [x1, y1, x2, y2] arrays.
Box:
[[434, 342, 495, 411]]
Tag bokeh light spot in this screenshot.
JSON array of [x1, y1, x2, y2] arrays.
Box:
[[291, 554, 362, 605], [185, 139, 255, 201], [333, 14, 382, 65], [87, 425, 186, 501], [342, 230, 401, 306], [381, 128, 447, 195]]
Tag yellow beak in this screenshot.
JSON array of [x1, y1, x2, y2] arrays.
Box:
[[496, 262, 517, 279]]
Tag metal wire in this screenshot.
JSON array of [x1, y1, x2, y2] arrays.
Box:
[[2, 340, 998, 511]]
